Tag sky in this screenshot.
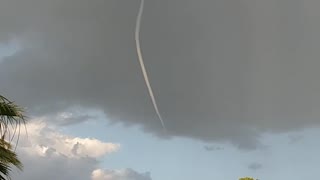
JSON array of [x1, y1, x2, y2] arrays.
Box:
[[1, 0, 320, 179]]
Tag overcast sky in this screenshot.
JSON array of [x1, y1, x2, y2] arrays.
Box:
[[1, 0, 320, 179]]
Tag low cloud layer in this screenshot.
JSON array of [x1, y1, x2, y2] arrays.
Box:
[[204, 145, 224, 151], [92, 169, 152, 180], [46, 108, 99, 126], [247, 162, 263, 171], [1, 0, 320, 148]]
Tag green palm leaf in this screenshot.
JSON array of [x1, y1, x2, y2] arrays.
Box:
[[0, 95, 25, 180]]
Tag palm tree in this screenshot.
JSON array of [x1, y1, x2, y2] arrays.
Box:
[[0, 95, 25, 180], [0, 139, 23, 180]]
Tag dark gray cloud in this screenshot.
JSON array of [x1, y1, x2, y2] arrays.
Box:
[[0, 0, 319, 148]]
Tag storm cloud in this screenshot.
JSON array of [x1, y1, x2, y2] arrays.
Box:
[[0, 0, 319, 148]]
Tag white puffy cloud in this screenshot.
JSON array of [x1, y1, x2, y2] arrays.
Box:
[[91, 169, 152, 180], [11, 119, 121, 180], [18, 119, 120, 158]]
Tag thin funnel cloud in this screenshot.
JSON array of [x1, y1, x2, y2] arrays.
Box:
[[135, 0, 166, 131]]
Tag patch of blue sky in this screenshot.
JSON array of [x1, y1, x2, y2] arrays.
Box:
[[0, 39, 20, 62], [60, 116, 259, 180]]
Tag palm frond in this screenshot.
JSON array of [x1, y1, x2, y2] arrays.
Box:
[[0, 162, 11, 180], [0, 139, 22, 180], [0, 140, 23, 170], [0, 95, 26, 143], [0, 95, 25, 180]]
